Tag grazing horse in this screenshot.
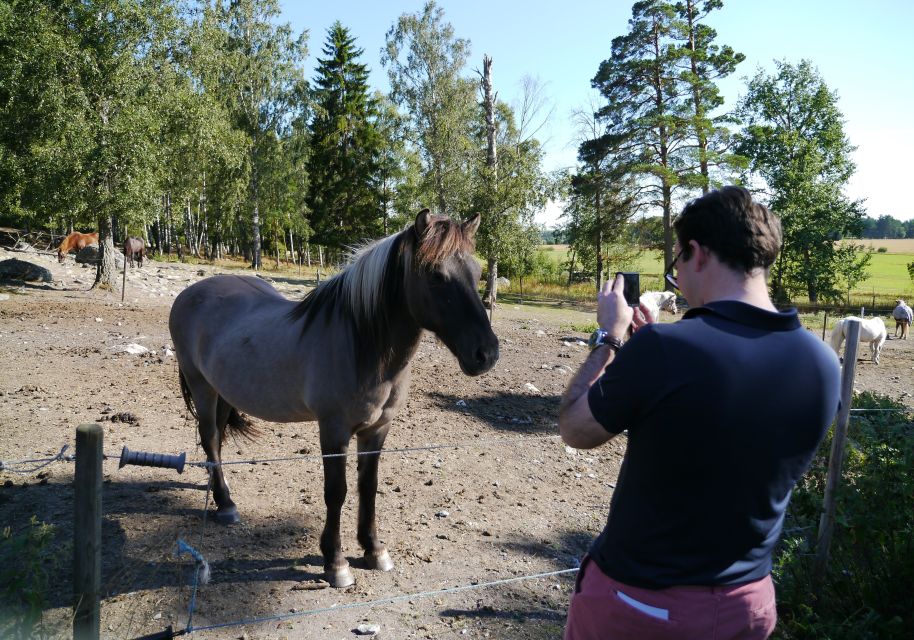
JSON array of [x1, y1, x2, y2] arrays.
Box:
[[639, 290, 678, 321], [57, 231, 98, 263], [892, 299, 912, 339], [830, 316, 887, 364], [169, 210, 499, 588], [124, 237, 146, 267]]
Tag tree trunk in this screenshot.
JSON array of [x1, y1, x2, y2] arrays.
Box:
[[595, 173, 604, 292], [481, 55, 498, 316], [93, 215, 117, 290], [685, 0, 710, 193], [250, 147, 262, 270]]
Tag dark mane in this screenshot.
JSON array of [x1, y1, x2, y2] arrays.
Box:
[[415, 215, 475, 268]]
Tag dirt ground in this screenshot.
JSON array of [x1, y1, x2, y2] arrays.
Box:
[[1, 246, 912, 640]]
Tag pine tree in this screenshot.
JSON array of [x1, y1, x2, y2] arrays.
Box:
[[673, 0, 745, 192], [591, 0, 695, 273], [307, 22, 383, 250]]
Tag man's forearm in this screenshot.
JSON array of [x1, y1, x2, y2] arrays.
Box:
[[560, 345, 615, 415]]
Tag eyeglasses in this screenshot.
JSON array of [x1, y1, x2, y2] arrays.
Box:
[[664, 248, 684, 291]]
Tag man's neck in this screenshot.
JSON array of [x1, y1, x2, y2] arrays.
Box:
[[695, 267, 777, 312]]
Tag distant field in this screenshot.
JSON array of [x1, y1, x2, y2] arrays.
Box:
[[842, 238, 914, 253], [536, 244, 914, 302]]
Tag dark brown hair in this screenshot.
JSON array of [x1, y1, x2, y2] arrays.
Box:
[[674, 186, 781, 272]]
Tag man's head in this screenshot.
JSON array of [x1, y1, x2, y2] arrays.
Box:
[[673, 186, 781, 273]]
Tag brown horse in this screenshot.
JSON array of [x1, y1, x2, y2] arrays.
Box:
[[169, 210, 499, 588], [57, 231, 98, 263], [124, 237, 146, 267]]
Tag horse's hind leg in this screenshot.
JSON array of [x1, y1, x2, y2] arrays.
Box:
[[318, 422, 353, 588], [187, 375, 240, 524], [356, 424, 393, 573]]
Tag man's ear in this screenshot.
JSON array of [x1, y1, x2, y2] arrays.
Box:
[[414, 208, 432, 239], [462, 214, 481, 238], [691, 240, 710, 271]]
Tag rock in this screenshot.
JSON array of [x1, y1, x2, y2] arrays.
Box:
[[0, 258, 52, 283], [435, 510, 449, 518], [535, 329, 546, 337], [0, 293, 9, 301], [354, 623, 380, 636], [524, 382, 541, 394], [111, 343, 150, 355], [75, 245, 124, 269], [496, 276, 510, 286], [455, 399, 467, 407]]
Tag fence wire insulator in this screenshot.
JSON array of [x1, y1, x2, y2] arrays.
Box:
[[119, 446, 186, 474]]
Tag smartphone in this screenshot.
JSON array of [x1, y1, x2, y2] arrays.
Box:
[[616, 272, 640, 306]]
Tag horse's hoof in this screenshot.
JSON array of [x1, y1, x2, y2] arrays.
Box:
[[365, 549, 394, 572], [325, 567, 354, 588], [213, 506, 240, 525]]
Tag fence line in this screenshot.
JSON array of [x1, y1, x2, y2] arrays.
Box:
[[6, 408, 914, 476], [180, 566, 579, 636]]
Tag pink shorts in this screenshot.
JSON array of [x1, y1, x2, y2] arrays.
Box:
[[564, 556, 777, 640]]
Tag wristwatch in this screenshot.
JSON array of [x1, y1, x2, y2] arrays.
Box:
[[588, 329, 623, 352]]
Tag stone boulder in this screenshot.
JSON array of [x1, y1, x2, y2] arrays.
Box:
[[496, 276, 510, 287], [0, 258, 52, 283], [76, 245, 125, 269]]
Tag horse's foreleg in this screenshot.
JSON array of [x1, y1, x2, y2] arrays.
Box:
[[318, 425, 352, 588], [356, 424, 393, 573], [193, 384, 239, 524]]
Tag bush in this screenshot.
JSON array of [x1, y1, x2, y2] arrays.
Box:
[[773, 391, 914, 639], [0, 517, 57, 639]]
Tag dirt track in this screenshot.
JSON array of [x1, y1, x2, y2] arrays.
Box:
[[1, 247, 911, 639]]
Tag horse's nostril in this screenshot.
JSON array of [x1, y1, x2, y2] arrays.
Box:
[[474, 348, 487, 365]]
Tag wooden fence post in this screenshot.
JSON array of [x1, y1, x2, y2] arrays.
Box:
[[74, 424, 103, 640], [822, 311, 828, 341], [815, 319, 860, 576]]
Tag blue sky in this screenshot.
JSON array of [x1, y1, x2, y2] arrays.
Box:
[[279, 0, 914, 225]]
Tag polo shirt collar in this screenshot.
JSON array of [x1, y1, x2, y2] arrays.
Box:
[[683, 300, 800, 331]]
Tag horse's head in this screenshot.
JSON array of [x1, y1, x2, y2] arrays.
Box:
[[57, 249, 65, 263], [405, 209, 499, 376]]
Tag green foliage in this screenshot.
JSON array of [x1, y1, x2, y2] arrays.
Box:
[[737, 59, 867, 304], [382, 0, 476, 217], [0, 517, 57, 639], [773, 392, 914, 639]]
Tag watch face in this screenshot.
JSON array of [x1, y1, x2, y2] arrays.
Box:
[[588, 329, 606, 350]]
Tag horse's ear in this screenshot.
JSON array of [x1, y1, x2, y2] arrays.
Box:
[[414, 208, 433, 240], [462, 214, 481, 238]]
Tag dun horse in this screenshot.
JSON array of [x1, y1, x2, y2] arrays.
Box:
[[57, 231, 98, 263], [169, 210, 499, 587], [124, 237, 146, 267]]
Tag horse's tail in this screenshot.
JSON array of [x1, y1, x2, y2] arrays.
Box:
[[178, 367, 198, 420], [224, 404, 260, 441], [179, 366, 260, 440]]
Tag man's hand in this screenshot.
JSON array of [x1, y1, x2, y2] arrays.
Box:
[[597, 274, 655, 337]]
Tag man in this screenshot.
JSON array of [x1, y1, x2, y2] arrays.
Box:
[[892, 299, 912, 339], [559, 187, 841, 640]]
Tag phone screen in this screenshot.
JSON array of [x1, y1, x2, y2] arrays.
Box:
[[616, 272, 640, 306]]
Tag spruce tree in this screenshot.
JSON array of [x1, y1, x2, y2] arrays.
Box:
[[307, 22, 383, 250]]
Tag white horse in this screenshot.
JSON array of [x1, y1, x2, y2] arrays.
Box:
[[830, 316, 887, 364], [640, 290, 678, 321]]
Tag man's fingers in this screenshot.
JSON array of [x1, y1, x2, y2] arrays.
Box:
[[601, 278, 613, 296], [611, 273, 624, 293]]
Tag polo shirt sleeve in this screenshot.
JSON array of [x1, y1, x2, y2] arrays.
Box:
[[587, 324, 664, 434]]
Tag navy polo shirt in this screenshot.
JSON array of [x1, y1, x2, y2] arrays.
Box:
[[587, 301, 841, 588]]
